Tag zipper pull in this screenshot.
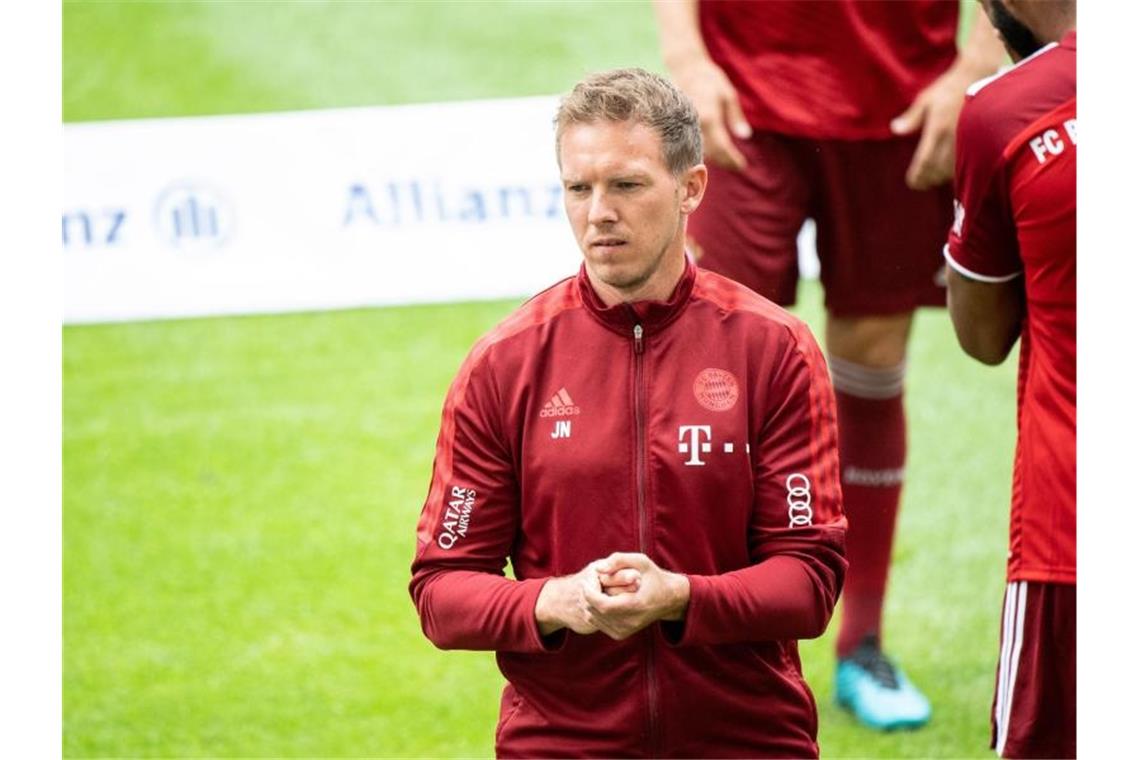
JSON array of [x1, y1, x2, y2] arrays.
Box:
[[633, 324, 644, 354]]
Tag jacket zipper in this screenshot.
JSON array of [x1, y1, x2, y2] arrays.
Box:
[[632, 322, 660, 755], [633, 323, 647, 550]]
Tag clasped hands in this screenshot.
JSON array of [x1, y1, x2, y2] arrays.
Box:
[[534, 552, 690, 641]]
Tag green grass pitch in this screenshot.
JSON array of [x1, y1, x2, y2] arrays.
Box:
[[64, 1, 1012, 757]]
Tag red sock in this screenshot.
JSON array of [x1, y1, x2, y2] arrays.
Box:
[[831, 380, 907, 658]]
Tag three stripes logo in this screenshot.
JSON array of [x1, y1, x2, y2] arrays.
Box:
[[539, 387, 581, 418]]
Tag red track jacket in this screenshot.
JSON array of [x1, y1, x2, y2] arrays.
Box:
[[411, 261, 847, 758]]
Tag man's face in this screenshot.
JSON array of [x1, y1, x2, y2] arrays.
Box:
[[982, 0, 1045, 61], [559, 120, 697, 296]]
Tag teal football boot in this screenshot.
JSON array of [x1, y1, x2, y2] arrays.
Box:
[[836, 635, 931, 731]]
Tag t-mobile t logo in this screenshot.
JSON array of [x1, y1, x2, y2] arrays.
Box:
[[678, 425, 712, 466]]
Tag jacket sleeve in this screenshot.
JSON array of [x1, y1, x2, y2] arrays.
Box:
[[408, 347, 553, 653], [668, 321, 847, 646]]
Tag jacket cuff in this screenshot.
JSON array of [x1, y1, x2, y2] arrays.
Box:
[[525, 578, 568, 653], [660, 574, 707, 647]]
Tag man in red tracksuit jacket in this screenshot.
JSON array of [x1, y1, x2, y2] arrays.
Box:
[[410, 68, 848, 758]]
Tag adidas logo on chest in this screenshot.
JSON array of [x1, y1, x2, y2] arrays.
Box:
[[539, 387, 581, 418]]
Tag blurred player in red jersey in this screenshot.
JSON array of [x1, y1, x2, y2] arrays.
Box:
[[945, 1, 1076, 756], [654, 0, 1006, 730]]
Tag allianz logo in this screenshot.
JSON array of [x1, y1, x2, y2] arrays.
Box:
[[63, 180, 234, 251], [343, 179, 564, 227], [153, 181, 234, 250]]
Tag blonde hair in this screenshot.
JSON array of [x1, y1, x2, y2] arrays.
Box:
[[554, 68, 702, 175]]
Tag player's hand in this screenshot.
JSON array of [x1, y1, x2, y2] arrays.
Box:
[[891, 67, 976, 190], [534, 562, 608, 636], [582, 553, 690, 641], [599, 567, 641, 596], [670, 57, 752, 171]]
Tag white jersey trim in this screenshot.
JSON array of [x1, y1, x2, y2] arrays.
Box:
[[995, 582, 1028, 756], [943, 244, 1022, 283], [967, 42, 1060, 97], [994, 582, 1016, 754]]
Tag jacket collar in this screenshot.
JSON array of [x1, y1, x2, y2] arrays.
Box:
[[576, 257, 697, 337]]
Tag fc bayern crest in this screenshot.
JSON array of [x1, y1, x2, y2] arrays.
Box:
[[693, 368, 739, 412]]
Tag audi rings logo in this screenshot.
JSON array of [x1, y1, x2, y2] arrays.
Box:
[[786, 473, 813, 527]]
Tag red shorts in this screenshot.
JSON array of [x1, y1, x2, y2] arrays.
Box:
[[688, 132, 952, 316], [991, 581, 1076, 759]]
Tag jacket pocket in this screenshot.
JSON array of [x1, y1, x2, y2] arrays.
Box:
[[495, 692, 526, 747], [777, 642, 819, 736]]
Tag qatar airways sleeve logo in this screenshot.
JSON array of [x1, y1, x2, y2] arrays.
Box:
[[437, 486, 477, 550]]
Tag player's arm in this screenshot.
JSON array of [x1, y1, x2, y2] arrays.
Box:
[[410, 351, 576, 652], [946, 266, 1024, 366], [653, 0, 751, 170], [658, 323, 847, 647], [945, 83, 1026, 366], [892, 9, 1007, 189]]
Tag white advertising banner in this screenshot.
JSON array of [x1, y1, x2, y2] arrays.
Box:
[[64, 97, 818, 324]]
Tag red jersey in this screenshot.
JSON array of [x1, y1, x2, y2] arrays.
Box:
[[945, 32, 1076, 585], [699, 0, 959, 140], [410, 262, 847, 757]]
